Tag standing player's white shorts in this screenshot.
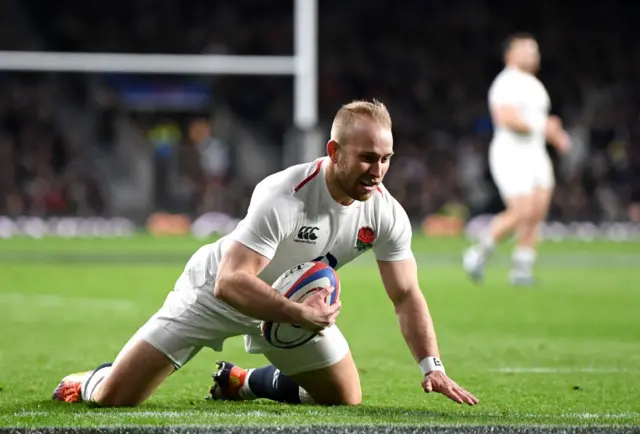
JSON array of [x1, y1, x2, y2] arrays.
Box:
[[489, 142, 555, 200], [114, 268, 349, 376]]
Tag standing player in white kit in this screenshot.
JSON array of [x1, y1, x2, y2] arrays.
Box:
[[463, 33, 571, 286], [52, 100, 478, 408]]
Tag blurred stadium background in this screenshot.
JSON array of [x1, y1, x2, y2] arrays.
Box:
[[2, 0, 640, 430], [0, 0, 639, 239]]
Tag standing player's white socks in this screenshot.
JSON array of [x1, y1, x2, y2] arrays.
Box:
[[479, 234, 496, 256], [464, 234, 495, 282], [81, 365, 113, 402], [511, 246, 536, 278], [239, 369, 257, 400]]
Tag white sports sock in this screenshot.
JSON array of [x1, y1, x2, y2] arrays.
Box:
[[239, 369, 257, 400], [81, 365, 112, 402], [512, 246, 536, 276], [480, 234, 496, 254], [298, 387, 314, 404]]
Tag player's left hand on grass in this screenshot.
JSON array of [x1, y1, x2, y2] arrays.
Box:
[[421, 370, 479, 406]]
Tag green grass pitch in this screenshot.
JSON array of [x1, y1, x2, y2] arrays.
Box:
[[0, 235, 639, 428]]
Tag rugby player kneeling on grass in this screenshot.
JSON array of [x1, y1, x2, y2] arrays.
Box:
[[52, 100, 478, 408]]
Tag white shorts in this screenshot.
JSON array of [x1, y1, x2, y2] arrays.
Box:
[[489, 143, 555, 200], [116, 274, 350, 376]]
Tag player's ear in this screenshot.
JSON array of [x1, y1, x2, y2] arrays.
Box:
[[327, 140, 340, 163]]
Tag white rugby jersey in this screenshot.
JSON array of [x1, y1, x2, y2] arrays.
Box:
[[178, 157, 414, 326], [488, 67, 550, 149]]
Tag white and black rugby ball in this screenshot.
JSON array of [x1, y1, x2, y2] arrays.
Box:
[[261, 261, 340, 349]]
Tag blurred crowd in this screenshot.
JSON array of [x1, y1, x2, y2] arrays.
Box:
[[1, 0, 639, 223], [0, 76, 106, 217]]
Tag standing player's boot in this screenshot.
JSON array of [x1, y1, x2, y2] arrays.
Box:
[[52, 363, 113, 403], [463, 246, 484, 282], [509, 270, 537, 286], [207, 361, 252, 401]]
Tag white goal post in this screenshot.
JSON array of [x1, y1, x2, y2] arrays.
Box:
[[0, 0, 318, 130]]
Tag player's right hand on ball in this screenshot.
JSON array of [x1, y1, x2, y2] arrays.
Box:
[[297, 286, 341, 332]]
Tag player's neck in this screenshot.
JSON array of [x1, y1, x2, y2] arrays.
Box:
[[506, 63, 531, 75], [325, 164, 355, 206]]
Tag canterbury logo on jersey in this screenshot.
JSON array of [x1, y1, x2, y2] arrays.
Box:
[[295, 226, 319, 243]]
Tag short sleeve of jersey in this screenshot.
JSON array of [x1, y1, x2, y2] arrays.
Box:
[[230, 190, 295, 260], [488, 72, 520, 108], [373, 197, 414, 262]]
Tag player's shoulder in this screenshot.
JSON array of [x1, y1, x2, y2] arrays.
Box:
[[491, 67, 523, 87], [367, 183, 408, 219], [251, 159, 323, 206], [529, 73, 547, 89], [363, 184, 412, 243]]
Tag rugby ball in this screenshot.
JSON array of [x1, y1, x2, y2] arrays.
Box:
[[261, 261, 340, 349]]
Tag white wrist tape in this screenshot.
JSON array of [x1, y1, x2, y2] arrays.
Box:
[[419, 357, 445, 375]]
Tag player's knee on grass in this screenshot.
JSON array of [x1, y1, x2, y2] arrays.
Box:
[[295, 377, 362, 406], [92, 382, 143, 407], [312, 386, 362, 406], [92, 340, 175, 407], [287, 352, 362, 406], [91, 370, 161, 407], [259, 324, 358, 405]]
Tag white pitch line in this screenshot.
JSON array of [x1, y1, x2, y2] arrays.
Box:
[[490, 367, 638, 374], [9, 409, 323, 419], [477, 411, 640, 420], [570, 412, 640, 420], [7, 410, 639, 421], [0, 292, 137, 312]]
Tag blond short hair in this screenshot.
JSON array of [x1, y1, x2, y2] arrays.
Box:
[[330, 99, 392, 145]]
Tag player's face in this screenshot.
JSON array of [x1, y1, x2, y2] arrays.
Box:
[[511, 39, 540, 73], [335, 120, 394, 202]]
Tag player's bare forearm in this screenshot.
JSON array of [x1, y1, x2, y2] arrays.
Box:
[[378, 259, 440, 362], [546, 125, 559, 143], [502, 118, 532, 134], [394, 288, 440, 361], [545, 116, 570, 152], [215, 271, 302, 323], [394, 288, 479, 406]]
